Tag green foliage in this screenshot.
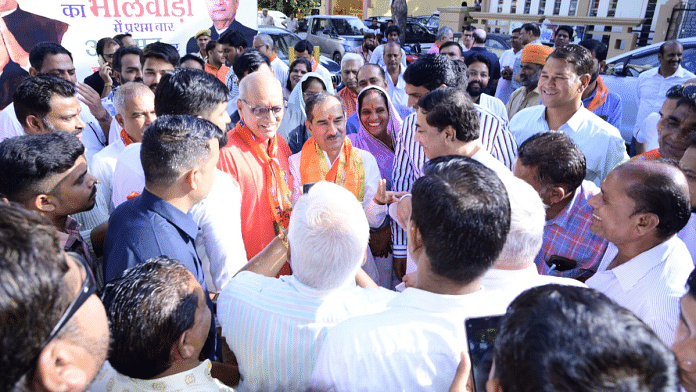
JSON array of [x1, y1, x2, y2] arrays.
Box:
[[258, 0, 321, 17]]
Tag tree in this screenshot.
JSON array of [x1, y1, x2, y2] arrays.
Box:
[[258, 0, 321, 18], [391, 0, 407, 46]]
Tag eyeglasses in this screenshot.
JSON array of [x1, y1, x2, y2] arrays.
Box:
[[242, 100, 285, 119], [43, 252, 97, 347], [667, 84, 696, 99]]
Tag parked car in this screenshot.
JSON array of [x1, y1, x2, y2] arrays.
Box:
[[259, 26, 342, 86], [305, 15, 365, 63], [484, 33, 512, 57], [602, 37, 696, 143], [257, 10, 288, 28], [362, 18, 436, 54]]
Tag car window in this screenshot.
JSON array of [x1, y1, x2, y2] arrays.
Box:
[[311, 18, 327, 34], [682, 47, 696, 73], [332, 18, 364, 35], [486, 38, 506, 50], [412, 23, 427, 35]]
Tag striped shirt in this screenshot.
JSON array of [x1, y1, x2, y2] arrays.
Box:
[[585, 236, 693, 346], [391, 105, 518, 257], [217, 272, 396, 392]]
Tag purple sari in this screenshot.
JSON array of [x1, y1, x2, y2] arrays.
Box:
[[348, 86, 403, 190]]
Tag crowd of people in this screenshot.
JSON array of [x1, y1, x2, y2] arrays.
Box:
[[2, 20, 696, 392]]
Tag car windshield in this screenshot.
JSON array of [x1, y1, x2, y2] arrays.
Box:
[[271, 32, 300, 60], [332, 18, 365, 35]]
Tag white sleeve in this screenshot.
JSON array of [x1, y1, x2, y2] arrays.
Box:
[[289, 152, 302, 205], [360, 150, 387, 228]]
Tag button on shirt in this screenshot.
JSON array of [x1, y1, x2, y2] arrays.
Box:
[[634, 65, 696, 138], [103, 189, 205, 288], [509, 105, 628, 186], [217, 271, 397, 392], [535, 181, 608, 279], [309, 287, 509, 391], [585, 236, 693, 346]]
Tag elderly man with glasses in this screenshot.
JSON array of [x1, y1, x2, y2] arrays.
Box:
[[0, 203, 109, 392]]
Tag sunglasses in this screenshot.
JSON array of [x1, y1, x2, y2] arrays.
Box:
[[43, 252, 97, 346]]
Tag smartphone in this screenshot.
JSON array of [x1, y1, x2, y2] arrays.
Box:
[[97, 55, 106, 66], [466, 315, 504, 392], [302, 182, 316, 194], [546, 255, 578, 272]]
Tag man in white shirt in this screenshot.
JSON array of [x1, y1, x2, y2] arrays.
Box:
[[91, 83, 155, 213], [510, 45, 628, 186], [482, 175, 586, 306], [383, 41, 408, 109], [510, 23, 542, 91], [294, 40, 334, 91], [465, 54, 508, 121], [217, 181, 397, 392], [310, 155, 511, 391], [253, 33, 289, 87], [495, 27, 523, 103], [219, 30, 246, 113], [0, 43, 109, 165], [369, 25, 407, 68], [634, 40, 696, 154], [586, 160, 693, 345], [91, 257, 234, 391]]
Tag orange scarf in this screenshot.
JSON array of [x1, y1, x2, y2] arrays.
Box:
[[234, 122, 292, 235], [310, 58, 318, 72], [270, 51, 276, 62], [299, 136, 365, 201], [120, 128, 136, 146], [586, 75, 609, 112]]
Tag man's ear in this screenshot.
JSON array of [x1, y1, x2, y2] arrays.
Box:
[[25, 115, 47, 135], [599, 60, 607, 73], [115, 113, 126, 130], [442, 125, 456, 142], [408, 220, 423, 252], [177, 331, 197, 360], [579, 73, 591, 91], [635, 212, 660, 236], [34, 340, 90, 392], [29, 67, 40, 76], [34, 194, 57, 213], [542, 185, 567, 205], [185, 168, 200, 192], [305, 120, 314, 136], [112, 70, 122, 84]]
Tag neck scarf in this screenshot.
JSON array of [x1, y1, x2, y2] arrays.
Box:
[[586, 75, 609, 112], [299, 136, 365, 201], [310, 58, 318, 72], [120, 128, 136, 146], [234, 122, 292, 234], [270, 51, 277, 62]]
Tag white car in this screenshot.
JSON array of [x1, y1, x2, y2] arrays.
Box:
[[258, 10, 288, 29]]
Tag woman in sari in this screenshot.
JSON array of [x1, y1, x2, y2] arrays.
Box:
[[283, 58, 311, 101], [349, 85, 403, 289], [278, 72, 327, 153]]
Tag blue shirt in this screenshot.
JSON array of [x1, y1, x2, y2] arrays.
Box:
[[581, 83, 623, 130], [103, 189, 205, 289]]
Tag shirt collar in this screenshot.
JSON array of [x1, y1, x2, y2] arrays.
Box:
[[389, 286, 493, 313], [139, 189, 199, 240], [1, 6, 17, 17], [611, 236, 680, 291], [560, 106, 589, 133], [483, 264, 539, 283], [129, 360, 215, 389], [284, 274, 357, 298]]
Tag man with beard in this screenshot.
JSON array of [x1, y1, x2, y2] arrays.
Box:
[[0, 131, 99, 267], [506, 44, 554, 119], [353, 32, 377, 64], [579, 39, 623, 129], [383, 41, 408, 110], [465, 54, 508, 121], [464, 28, 501, 96]]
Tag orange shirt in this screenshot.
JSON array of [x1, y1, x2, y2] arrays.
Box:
[[217, 130, 293, 261], [337, 87, 358, 118], [205, 62, 230, 84]]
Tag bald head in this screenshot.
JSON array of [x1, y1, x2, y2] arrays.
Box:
[[237, 70, 285, 141], [473, 29, 486, 45]]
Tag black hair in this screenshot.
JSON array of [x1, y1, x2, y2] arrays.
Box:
[[520, 23, 540, 37], [112, 45, 142, 74], [578, 39, 608, 62], [13, 74, 76, 128], [29, 42, 73, 70], [417, 87, 479, 142], [517, 131, 586, 192], [0, 203, 72, 391], [548, 44, 594, 77], [96, 37, 119, 56], [294, 39, 314, 54], [385, 25, 401, 37], [305, 92, 343, 123], [180, 54, 205, 69], [0, 132, 84, 203], [140, 115, 223, 188], [555, 25, 575, 40], [403, 54, 458, 90], [439, 41, 463, 56], [101, 256, 199, 379], [218, 30, 247, 48], [659, 40, 683, 57], [141, 41, 180, 68], [412, 155, 510, 282], [287, 58, 312, 91], [620, 161, 692, 238], [494, 284, 679, 392], [465, 53, 491, 73], [511, 27, 522, 34], [233, 49, 271, 80], [113, 33, 133, 46], [155, 68, 228, 121], [205, 40, 219, 54]]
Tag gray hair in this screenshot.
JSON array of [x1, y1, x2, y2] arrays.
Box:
[[341, 52, 364, 68], [255, 33, 274, 50], [494, 176, 546, 269], [113, 82, 153, 116], [436, 26, 453, 41]]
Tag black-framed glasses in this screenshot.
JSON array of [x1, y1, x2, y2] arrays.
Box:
[[43, 252, 97, 346], [241, 100, 285, 119]]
